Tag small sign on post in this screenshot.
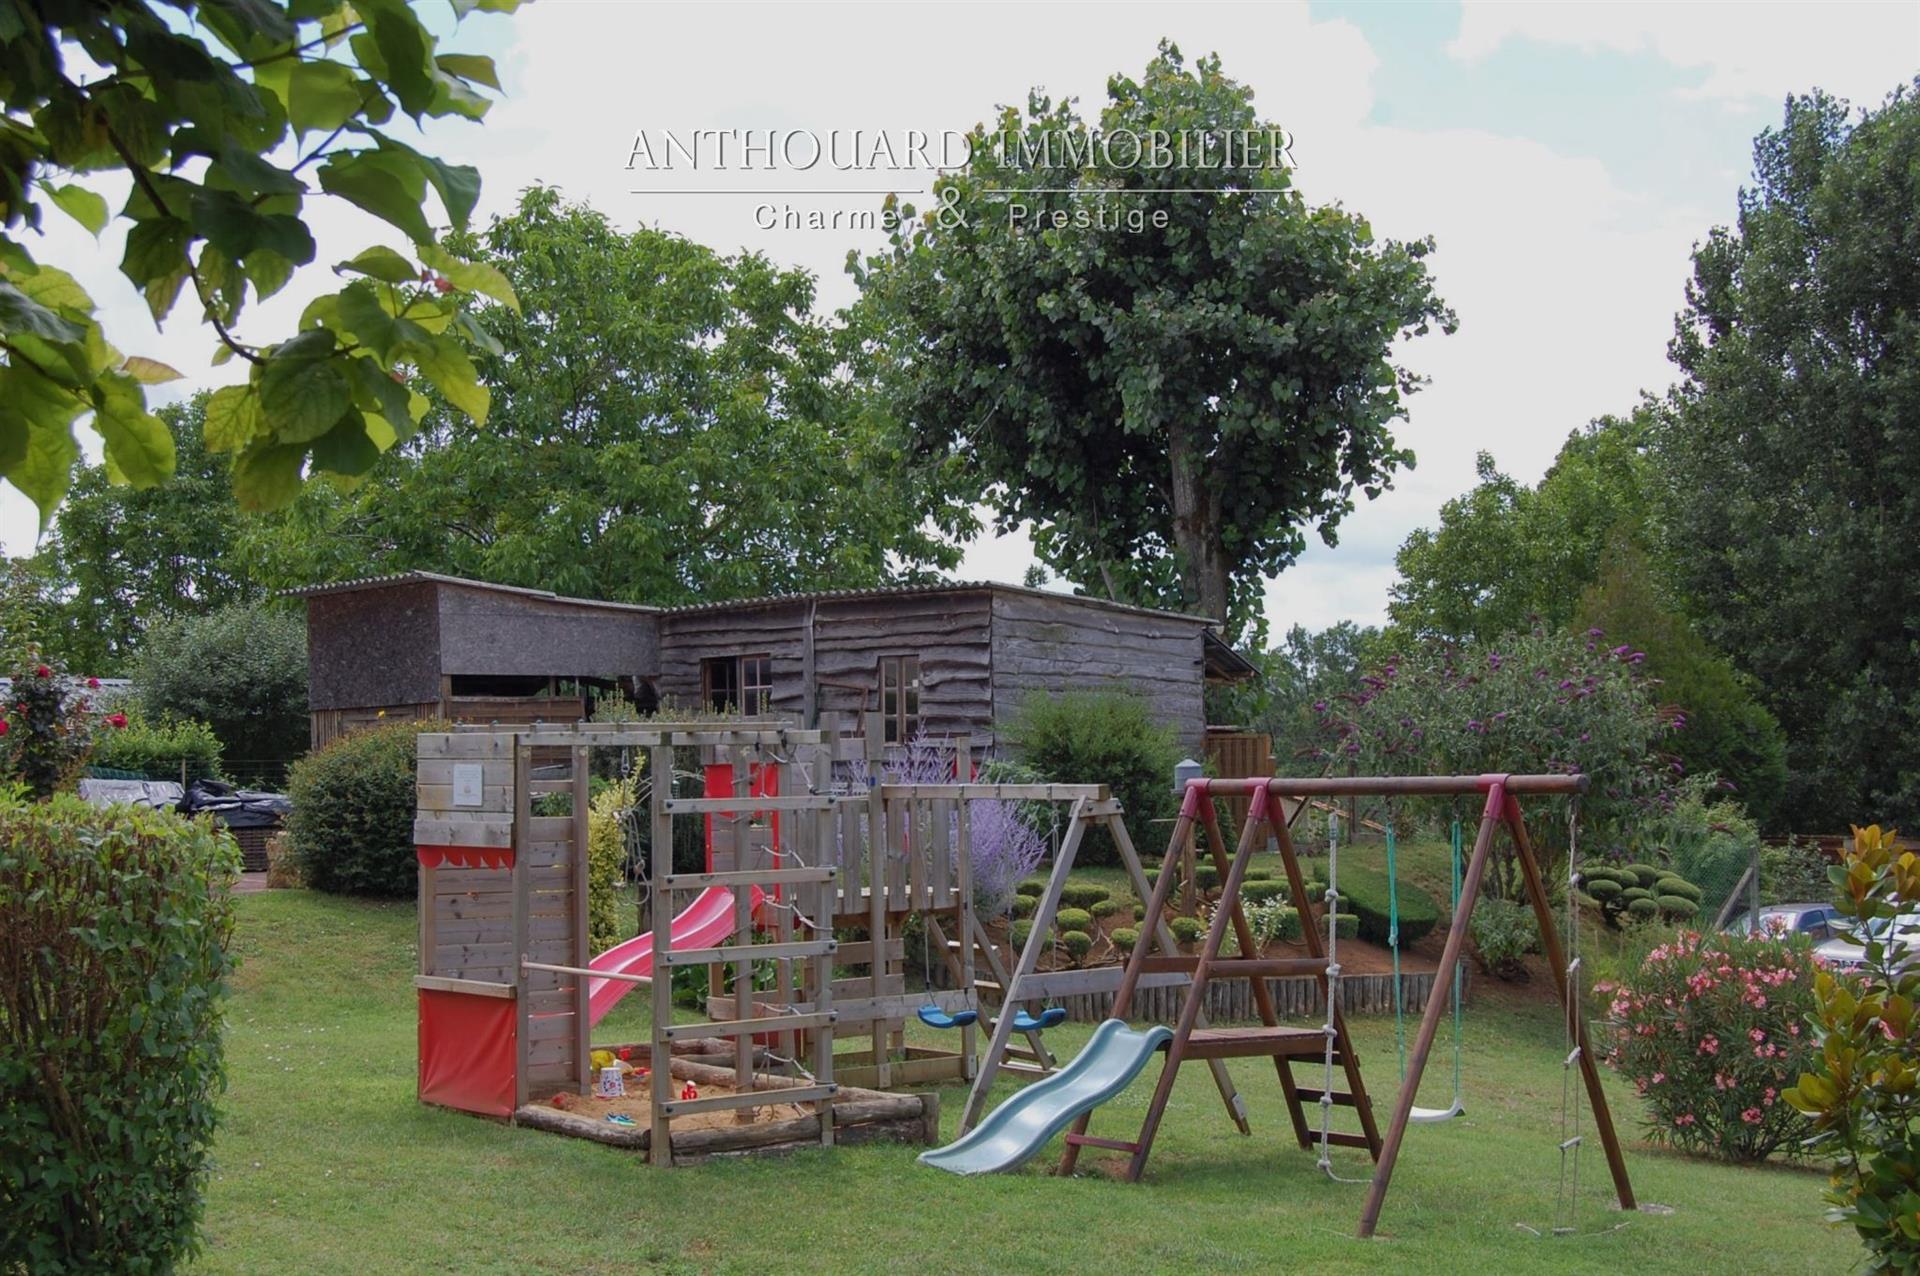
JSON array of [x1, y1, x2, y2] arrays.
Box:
[[452, 763, 483, 808]]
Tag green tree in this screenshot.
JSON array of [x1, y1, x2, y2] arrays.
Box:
[[1575, 536, 1789, 826], [244, 187, 969, 601], [0, 0, 521, 520], [1390, 410, 1659, 642], [34, 395, 259, 673], [1656, 84, 1920, 829], [852, 43, 1453, 635], [1216, 622, 1385, 773], [135, 602, 307, 764]]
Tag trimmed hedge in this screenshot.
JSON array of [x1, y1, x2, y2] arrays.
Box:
[[1061, 883, 1110, 909], [1112, 927, 1140, 953], [1055, 907, 1094, 934], [0, 795, 240, 1271], [289, 718, 451, 896], [1335, 864, 1441, 947], [1089, 899, 1119, 919], [1011, 894, 1037, 918], [1016, 877, 1046, 898], [1170, 916, 1204, 945], [1010, 919, 1034, 950], [1242, 880, 1290, 906], [88, 711, 225, 782], [1061, 930, 1094, 965]]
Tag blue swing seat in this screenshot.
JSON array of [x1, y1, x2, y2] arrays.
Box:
[[917, 1006, 979, 1029], [1011, 1007, 1068, 1032]]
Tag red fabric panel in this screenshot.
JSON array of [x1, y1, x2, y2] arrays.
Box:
[[702, 762, 782, 900], [418, 989, 517, 1117]]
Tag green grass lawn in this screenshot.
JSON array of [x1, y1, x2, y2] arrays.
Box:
[[192, 889, 1849, 1275]]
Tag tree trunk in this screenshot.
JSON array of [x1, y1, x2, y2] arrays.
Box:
[[1167, 421, 1231, 624]]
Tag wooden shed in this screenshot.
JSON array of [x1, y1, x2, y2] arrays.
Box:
[[296, 574, 1250, 754], [296, 573, 659, 749]]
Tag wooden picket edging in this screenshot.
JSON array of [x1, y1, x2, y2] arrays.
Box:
[[1042, 966, 1466, 1025]]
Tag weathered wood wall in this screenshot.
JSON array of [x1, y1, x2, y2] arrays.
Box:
[[988, 590, 1210, 755], [656, 593, 997, 739]]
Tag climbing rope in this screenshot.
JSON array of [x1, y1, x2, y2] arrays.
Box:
[[1554, 797, 1585, 1236], [1317, 834, 1367, 1184]]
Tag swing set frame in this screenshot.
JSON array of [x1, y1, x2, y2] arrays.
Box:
[[1088, 772, 1636, 1240]]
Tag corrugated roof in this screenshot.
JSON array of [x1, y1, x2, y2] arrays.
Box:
[[282, 571, 661, 614], [661, 580, 1220, 626], [286, 571, 1224, 628]]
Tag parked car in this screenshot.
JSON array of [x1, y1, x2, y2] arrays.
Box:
[[1814, 912, 1920, 974], [1723, 902, 1846, 942]]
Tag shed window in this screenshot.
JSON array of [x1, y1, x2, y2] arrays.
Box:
[[703, 655, 773, 716], [880, 655, 921, 744]]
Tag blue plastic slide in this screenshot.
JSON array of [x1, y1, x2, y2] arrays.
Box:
[[918, 1019, 1174, 1175]]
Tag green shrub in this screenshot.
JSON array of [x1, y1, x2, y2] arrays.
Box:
[[1195, 864, 1220, 892], [2, 654, 98, 797], [1001, 689, 1179, 867], [1061, 930, 1093, 966], [1170, 916, 1204, 946], [1245, 900, 1302, 945], [1111, 927, 1140, 953], [586, 779, 634, 953], [1335, 864, 1440, 947], [1011, 894, 1036, 918], [1623, 862, 1660, 888], [288, 718, 451, 896], [1244, 866, 1273, 881], [0, 795, 240, 1270], [1619, 886, 1653, 905], [1333, 913, 1359, 940], [1627, 896, 1659, 920], [1054, 907, 1093, 934], [135, 602, 309, 763], [1470, 897, 1539, 979], [1656, 894, 1699, 920], [1016, 876, 1046, 897], [1242, 880, 1289, 905], [89, 710, 224, 782], [1656, 876, 1704, 902], [1584, 876, 1625, 902], [1061, 883, 1111, 909], [1010, 918, 1034, 951], [1132, 902, 1146, 921], [1089, 899, 1118, 919]]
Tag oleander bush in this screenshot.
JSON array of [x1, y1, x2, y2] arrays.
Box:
[[0, 795, 241, 1270], [289, 718, 451, 897], [1597, 927, 1818, 1162]]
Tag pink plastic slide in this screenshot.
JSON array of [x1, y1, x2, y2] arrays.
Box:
[[586, 885, 763, 1026]]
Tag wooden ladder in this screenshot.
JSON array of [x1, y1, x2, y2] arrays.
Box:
[[1058, 783, 1382, 1179]]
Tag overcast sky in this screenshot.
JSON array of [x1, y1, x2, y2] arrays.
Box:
[[10, 1, 1915, 634]]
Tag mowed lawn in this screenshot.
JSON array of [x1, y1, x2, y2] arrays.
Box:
[[192, 891, 1851, 1275]]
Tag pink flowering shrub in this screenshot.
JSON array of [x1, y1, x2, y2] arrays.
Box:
[[1596, 927, 1819, 1161]]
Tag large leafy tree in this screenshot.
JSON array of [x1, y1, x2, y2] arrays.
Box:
[[247, 187, 970, 601], [33, 394, 259, 673], [0, 0, 519, 520], [1389, 410, 1659, 642], [1657, 84, 1920, 829], [852, 43, 1453, 635]]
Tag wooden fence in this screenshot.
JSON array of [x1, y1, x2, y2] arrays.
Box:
[[1020, 967, 1464, 1025]]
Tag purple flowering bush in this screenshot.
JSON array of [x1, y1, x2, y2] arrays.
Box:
[[1316, 627, 1678, 884], [869, 736, 1047, 916]]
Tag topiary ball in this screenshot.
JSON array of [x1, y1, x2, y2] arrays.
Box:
[[1111, 927, 1140, 952], [1010, 919, 1034, 949], [1011, 894, 1036, 918], [1656, 894, 1699, 919], [1584, 878, 1624, 902], [1624, 863, 1661, 888], [1170, 916, 1204, 945], [1089, 899, 1118, 919], [1061, 883, 1111, 910], [1061, 930, 1094, 965], [1626, 896, 1659, 919], [1055, 907, 1093, 934], [1016, 878, 1046, 898], [1242, 881, 1289, 905]]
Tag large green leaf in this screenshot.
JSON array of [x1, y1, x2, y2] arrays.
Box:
[[90, 372, 176, 487], [435, 53, 500, 91], [335, 282, 401, 358], [0, 280, 85, 343], [336, 245, 419, 284], [419, 242, 518, 312], [44, 183, 109, 236], [309, 409, 381, 476], [120, 217, 195, 321], [345, 352, 415, 435], [203, 383, 267, 452], [190, 187, 316, 266], [0, 364, 85, 520], [259, 330, 351, 442], [317, 149, 432, 244], [355, 0, 435, 117], [374, 135, 479, 230], [407, 331, 488, 422], [285, 60, 370, 136], [232, 441, 307, 511]]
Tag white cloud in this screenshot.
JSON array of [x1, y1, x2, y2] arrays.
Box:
[[1449, 1, 1918, 105]]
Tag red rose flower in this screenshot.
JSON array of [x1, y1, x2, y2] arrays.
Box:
[[0, 720, 9, 736], [86, 677, 99, 689], [106, 713, 128, 729], [34, 664, 49, 678]]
